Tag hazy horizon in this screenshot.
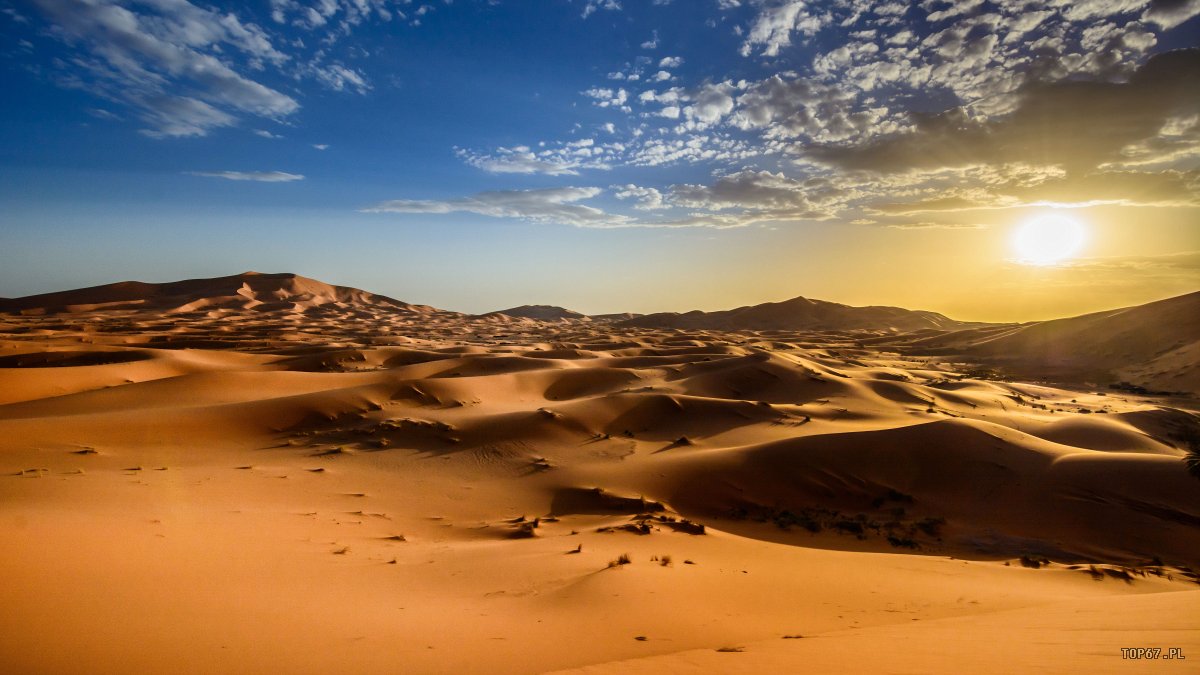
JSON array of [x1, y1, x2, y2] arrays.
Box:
[[2, 264, 1197, 324], [2, 1, 1198, 322]]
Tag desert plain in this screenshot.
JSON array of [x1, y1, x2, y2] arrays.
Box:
[[1, 272, 1198, 674]]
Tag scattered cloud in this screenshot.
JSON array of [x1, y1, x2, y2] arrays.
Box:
[[17, 0, 1200, 236], [268, 0, 399, 32], [304, 62, 370, 93]]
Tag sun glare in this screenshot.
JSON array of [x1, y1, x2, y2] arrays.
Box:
[[1013, 214, 1087, 266]]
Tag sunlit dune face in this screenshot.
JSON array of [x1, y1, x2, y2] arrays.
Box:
[[1013, 214, 1087, 266]]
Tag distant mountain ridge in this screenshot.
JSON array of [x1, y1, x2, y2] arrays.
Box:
[[619, 295, 985, 332]]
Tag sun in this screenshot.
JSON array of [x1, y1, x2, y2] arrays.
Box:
[[1013, 214, 1087, 266]]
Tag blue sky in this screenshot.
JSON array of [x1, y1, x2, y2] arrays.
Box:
[[1, 0, 1198, 320]]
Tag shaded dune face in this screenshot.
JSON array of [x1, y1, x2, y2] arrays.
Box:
[[0, 350, 153, 368], [659, 418, 1200, 563]]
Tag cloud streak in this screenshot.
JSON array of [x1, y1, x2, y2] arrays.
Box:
[[31, 0, 298, 137], [364, 187, 634, 228], [188, 170, 305, 182]]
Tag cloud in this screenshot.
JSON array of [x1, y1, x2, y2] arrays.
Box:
[[187, 170, 305, 181], [364, 187, 635, 228], [639, 81, 738, 128], [669, 170, 817, 212], [583, 87, 629, 109], [269, 0, 394, 28], [612, 184, 668, 210], [86, 107, 121, 121], [31, 0, 298, 137], [1005, 169, 1200, 207], [862, 163, 1200, 215], [456, 141, 618, 175], [460, 131, 757, 175], [304, 62, 370, 93], [138, 95, 237, 138], [730, 74, 900, 143], [363, 181, 829, 229], [581, 0, 621, 19], [1143, 0, 1200, 28], [806, 49, 1200, 174], [738, 0, 828, 57]]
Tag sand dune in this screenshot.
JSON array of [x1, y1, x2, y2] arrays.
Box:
[[960, 291, 1200, 394], [0, 271, 449, 317], [620, 295, 987, 332], [481, 305, 588, 322], [1, 273, 1198, 674]]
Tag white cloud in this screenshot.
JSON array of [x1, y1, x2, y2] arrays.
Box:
[[581, 0, 621, 19], [457, 140, 621, 175], [739, 0, 829, 57], [583, 87, 629, 109], [612, 184, 668, 210], [305, 62, 370, 93], [31, 0, 297, 137], [694, 82, 739, 121], [269, 0, 399, 34], [138, 95, 236, 138], [187, 170, 305, 181]]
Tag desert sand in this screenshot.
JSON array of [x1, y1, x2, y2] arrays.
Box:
[[1, 273, 1198, 674]]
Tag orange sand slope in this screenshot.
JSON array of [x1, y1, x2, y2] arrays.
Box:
[[1, 274, 1198, 674]]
